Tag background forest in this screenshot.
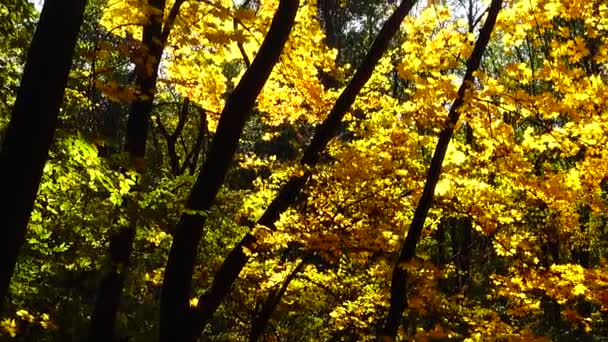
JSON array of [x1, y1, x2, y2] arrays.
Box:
[[0, 0, 607, 340]]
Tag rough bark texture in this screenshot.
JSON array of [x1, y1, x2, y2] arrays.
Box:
[[0, 0, 85, 309], [379, 0, 502, 338], [88, 0, 184, 339], [192, 0, 418, 331], [158, 1, 299, 340]]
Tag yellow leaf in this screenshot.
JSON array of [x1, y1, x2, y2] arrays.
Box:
[[0, 318, 18, 337], [189, 297, 199, 308], [572, 283, 587, 296], [15, 310, 34, 323]]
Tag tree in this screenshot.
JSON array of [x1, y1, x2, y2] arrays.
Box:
[[379, 0, 501, 337], [159, 0, 299, 340], [87, 0, 186, 339], [0, 0, 86, 309], [3, 0, 608, 340], [189, 0, 417, 333]]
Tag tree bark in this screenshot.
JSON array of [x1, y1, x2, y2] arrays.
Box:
[[378, 0, 502, 338], [158, 1, 300, 341], [191, 0, 418, 332], [0, 0, 86, 309]]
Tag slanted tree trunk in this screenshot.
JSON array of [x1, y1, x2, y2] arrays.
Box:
[[191, 0, 418, 332], [379, 1, 501, 338], [88, 1, 185, 340], [249, 255, 310, 341], [158, 1, 300, 341], [0, 0, 86, 309]]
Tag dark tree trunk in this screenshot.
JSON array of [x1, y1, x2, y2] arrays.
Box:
[[155, 97, 190, 175], [88, 218, 136, 342], [434, 219, 449, 292], [88, 1, 185, 339], [434, 218, 447, 266], [186, 107, 207, 175], [249, 256, 309, 341], [541, 292, 562, 324], [540, 225, 560, 268], [573, 205, 591, 267], [158, 1, 299, 341], [379, 1, 501, 338], [191, 0, 418, 332], [318, 0, 340, 49], [125, 0, 185, 162], [452, 217, 472, 291], [0, 0, 85, 309]]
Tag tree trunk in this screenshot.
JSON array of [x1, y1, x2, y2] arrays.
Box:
[[191, 0, 418, 332], [155, 97, 190, 175], [0, 0, 86, 309], [186, 106, 207, 175], [125, 0, 184, 163], [88, 1, 185, 339], [88, 218, 136, 342], [452, 217, 472, 291], [158, 1, 300, 340], [379, 1, 501, 338], [249, 256, 309, 341]]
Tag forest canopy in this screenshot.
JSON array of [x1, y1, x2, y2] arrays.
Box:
[[0, 0, 607, 340]]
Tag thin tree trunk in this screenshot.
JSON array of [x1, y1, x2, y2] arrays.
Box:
[[158, 1, 299, 341], [156, 97, 190, 175], [249, 255, 310, 341], [0, 0, 85, 309], [379, 1, 501, 338], [88, 1, 185, 339], [185, 106, 207, 175], [191, 0, 418, 332]]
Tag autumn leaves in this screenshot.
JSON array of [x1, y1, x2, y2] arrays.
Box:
[[7, 0, 605, 339]]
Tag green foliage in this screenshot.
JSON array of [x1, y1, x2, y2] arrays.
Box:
[[0, 0, 35, 129]]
